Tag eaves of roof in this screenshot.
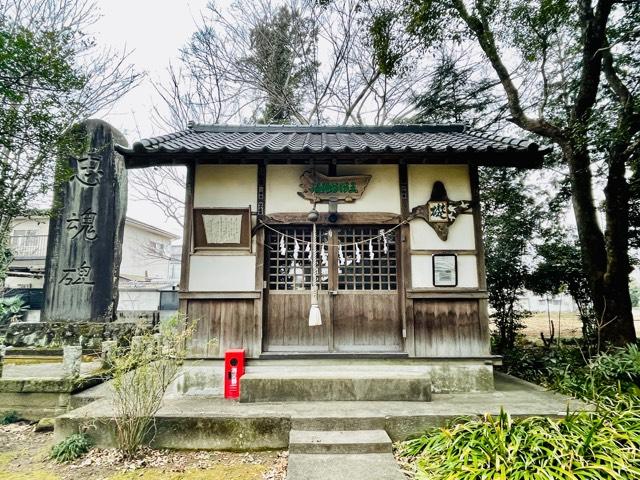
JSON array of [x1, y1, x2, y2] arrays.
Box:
[[116, 124, 551, 169]]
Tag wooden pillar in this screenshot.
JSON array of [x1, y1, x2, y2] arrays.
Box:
[[179, 162, 195, 319], [398, 162, 415, 356], [254, 162, 267, 357], [469, 163, 491, 353]]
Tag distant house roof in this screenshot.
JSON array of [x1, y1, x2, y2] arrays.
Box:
[[124, 217, 180, 240], [117, 124, 550, 168], [12, 215, 178, 240]]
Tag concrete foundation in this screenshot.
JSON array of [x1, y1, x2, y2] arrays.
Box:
[[0, 360, 104, 420], [55, 372, 589, 450]]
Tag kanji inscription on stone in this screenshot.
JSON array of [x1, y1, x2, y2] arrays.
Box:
[[66, 208, 98, 241], [58, 261, 95, 286], [42, 120, 128, 322]]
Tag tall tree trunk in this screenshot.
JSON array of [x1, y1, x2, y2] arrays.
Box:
[[601, 144, 637, 345], [562, 139, 636, 346]]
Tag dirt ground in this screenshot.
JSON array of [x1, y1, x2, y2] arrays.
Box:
[[521, 312, 584, 341], [515, 311, 640, 343], [0, 422, 287, 480]]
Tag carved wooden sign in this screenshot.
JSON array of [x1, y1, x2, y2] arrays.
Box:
[[298, 170, 371, 203], [411, 181, 473, 241]]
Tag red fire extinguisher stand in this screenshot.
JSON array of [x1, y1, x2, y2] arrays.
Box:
[[224, 349, 245, 399]]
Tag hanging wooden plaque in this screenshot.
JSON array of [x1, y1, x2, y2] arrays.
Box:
[[193, 208, 251, 250], [298, 170, 371, 203]]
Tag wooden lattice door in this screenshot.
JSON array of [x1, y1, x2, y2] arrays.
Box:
[[263, 225, 401, 353]]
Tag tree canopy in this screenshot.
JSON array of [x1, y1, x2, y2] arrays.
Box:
[[0, 0, 141, 282], [373, 0, 639, 346]]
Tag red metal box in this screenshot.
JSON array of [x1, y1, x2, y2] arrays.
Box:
[[224, 349, 245, 399]]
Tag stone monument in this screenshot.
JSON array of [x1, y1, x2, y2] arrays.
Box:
[[42, 119, 127, 322]]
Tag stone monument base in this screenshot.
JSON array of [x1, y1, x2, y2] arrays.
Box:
[[3, 321, 152, 350]]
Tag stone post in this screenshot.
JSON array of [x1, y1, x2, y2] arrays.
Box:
[[101, 340, 117, 369], [63, 345, 82, 378], [130, 335, 144, 356], [42, 119, 128, 323], [0, 346, 5, 378]]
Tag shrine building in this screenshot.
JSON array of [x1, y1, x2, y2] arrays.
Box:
[[117, 124, 547, 392]]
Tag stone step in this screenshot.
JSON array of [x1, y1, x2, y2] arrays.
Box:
[[289, 429, 392, 454], [239, 373, 431, 402], [286, 453, 405, 480], [291, 416, 386, 431]]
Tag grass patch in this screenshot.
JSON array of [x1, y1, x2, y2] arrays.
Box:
[[107, 465, 267, 480], [50, 433, 92, 463], [0, 411, 20, 425], [0, 452, 15, 469], [0, 471, 59, 480]]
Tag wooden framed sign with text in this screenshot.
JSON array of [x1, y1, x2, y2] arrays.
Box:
[[193, 208, 251, 250], [432, 254, 458, 287]]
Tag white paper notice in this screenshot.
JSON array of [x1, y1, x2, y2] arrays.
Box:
[[433, 255, 456, 286], [202, 214, 242, 244]]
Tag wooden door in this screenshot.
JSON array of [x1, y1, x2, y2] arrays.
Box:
[[263, 225, 401, 353], [332, 226, 402, 352]]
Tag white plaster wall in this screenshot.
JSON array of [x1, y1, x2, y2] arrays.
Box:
[[121, 224, 172, 279], [266, 165, 329, 214], [10, 217, 49, 235], [4, 276, 44, 289], [409, 215, 476, 250], [411, 254, 478, 288], [117, 290, 161, 311], [194, 164, 257, 210], [188, 255, 257, 291], [408, 164, 471, 207], [336, 165, 401, 213]]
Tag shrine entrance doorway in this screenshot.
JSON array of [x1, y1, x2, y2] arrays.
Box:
[[263, 225, 403, 353]]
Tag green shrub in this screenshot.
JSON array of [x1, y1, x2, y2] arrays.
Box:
[[499, 341, 640, 402], [0, 295, 26, 329], [50, 433, 92, 462], [399, 398, 640, 480], [0, 410, 20, 425]]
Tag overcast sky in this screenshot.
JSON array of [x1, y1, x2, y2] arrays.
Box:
[[89, 1, 210, 236]]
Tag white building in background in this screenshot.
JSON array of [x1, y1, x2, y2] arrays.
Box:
[[4, 216, 181, 319], [519, 291, 578, 313]]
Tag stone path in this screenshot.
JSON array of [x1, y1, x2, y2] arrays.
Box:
[[286, 429, 404, 480]]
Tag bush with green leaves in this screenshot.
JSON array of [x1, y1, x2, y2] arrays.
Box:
[[399, 400, 640, 480], [0, 410, 20, 425], [499, 340, 640, 402], [50, 433, 92, 462], [0, 295, 26, 329], [399, 344, 640, 479]]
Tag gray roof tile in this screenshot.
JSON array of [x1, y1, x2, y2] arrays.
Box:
[[118, 124, 549, 168]]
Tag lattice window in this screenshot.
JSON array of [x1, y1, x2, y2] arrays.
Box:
[[266, 225, 397, 291], [266, 226, 329, 291], [336, 226, 397, 291]]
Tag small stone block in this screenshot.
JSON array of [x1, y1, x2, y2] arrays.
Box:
[[62, 345, 82, 378], [35, 417, 55, 432]]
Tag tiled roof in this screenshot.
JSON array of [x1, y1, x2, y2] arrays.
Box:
[[119, 124, 547, 156]]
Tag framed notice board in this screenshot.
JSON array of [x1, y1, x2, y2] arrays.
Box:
[[193, 207, 251, 250], [432, 254, 458, 287]]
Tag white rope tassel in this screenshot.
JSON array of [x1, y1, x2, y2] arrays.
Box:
[[308, 222, 322, 326]]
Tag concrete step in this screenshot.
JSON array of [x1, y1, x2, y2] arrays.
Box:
[[289, 429, 392, 454], [291, 416, 386, 431], [239, 373, 431, 402], [286, 453, 405, 480]]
